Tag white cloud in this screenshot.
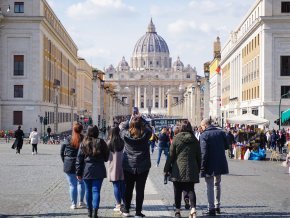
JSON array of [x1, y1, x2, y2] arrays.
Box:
[[46, 0, 56, 9], [66, 0, 135, 19], [168, 19, 196, 34]]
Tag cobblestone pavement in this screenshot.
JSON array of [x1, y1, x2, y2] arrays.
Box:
[[0, 142, 289, 218]]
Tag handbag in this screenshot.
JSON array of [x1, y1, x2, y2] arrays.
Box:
[[11, 139, 18, 149]]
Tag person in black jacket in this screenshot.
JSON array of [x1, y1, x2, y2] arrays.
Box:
[[76, 125, 109, 218], [14, 126, 24, 154], [200, 118, 229, 216], [156, 127, 170, 167], [119, 115, 152, 218], [60, 123, 85, 210], [226, 130, 235, 158]]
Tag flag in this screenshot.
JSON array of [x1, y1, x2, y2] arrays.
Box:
[[216, 65, 221, 73]]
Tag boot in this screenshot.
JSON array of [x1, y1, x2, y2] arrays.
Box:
[[93, 208, 98, 218], [87, 208, 92, 217]]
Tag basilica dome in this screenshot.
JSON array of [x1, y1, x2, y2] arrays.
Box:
[[133, 19, 169, 55], [131, 19, 171, 70]]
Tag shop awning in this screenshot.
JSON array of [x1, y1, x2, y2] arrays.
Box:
[[281, 109, 290, 123], [226, 113, 270, 126]]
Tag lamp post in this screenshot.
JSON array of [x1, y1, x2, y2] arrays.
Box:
[[70, 88, 76, 128], [53, 79, 60, 134], [92, 69, 100, 126], [203, 62, 210, 119], [278, 90, 290, 130]]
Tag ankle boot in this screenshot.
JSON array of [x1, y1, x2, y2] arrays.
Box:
[[93, 208, 98, 218], [87, 208, 92, 217]]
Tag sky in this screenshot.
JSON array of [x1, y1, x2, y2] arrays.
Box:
[[47, 0, 254, 75]]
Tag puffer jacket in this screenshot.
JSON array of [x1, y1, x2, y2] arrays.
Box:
[[119, 119, 152, 174], [76, 138, 109, 179], [199, 125, 229, 177], [164, 132, 201, 183]]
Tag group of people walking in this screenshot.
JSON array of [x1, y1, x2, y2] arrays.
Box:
[[60, 114, 229, 218]]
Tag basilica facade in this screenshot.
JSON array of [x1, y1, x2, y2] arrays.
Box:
[[104, 19, 201, 115]]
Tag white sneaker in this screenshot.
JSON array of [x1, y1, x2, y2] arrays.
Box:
[[78, 202, 86, 208], [32, 152, 34, 155], [113, 204, 121, 212], [70, 204, 76, 209]]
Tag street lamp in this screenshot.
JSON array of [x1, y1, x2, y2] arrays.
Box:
[[53, 79, 60, 134], [70, 88, 76, 128], [278, 90, 290, 130], [92, 69, 100, 126]]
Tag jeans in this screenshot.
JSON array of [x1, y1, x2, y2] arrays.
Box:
[[150, 141, 156, 154], [156, 147, 169, 166], [112, 180, 126, 204], [173, 182, 196, 209], [205, 175, 221, 210], [65, 173, 85, 205], [123, 170, 149, 213], [84, 179, 103, 209]]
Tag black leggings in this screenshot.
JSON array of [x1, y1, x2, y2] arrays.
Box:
[[173, 182, 196, 209], [123, 170, 149, 213], [32, 144, 38, 153]]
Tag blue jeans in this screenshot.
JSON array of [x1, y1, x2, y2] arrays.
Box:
[[112, 180, 126, 204], [156, 147, 169, 166], [84, 179, 103, 209], [65, 173, 85, 205], [150, 141, 156, 154]]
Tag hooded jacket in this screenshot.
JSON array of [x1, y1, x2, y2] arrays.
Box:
[[119, 119, 152, 174], [164, 132, 201, 183]]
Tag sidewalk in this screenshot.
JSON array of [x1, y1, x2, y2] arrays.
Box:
[[0, 142, 290, 217]]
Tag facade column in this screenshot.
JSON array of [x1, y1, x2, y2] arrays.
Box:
[[161, 87, 164, 108], [152, 87, 155, 109], [159, 87, 162, 109], [144, 87, 147, 109], [137, 86, 141, 108], [134, 86, 138, 107]]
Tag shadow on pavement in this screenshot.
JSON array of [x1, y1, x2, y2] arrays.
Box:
[[0, 212, 87, 217]]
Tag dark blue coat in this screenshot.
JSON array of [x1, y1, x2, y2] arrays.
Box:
[[199, 125, 229, 177]]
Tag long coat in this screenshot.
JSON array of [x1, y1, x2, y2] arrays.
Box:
[[14, 129, 24, 149], [107, 150, 124, 181], [164, 132, 201, 183], [199, 125, 229, 177]]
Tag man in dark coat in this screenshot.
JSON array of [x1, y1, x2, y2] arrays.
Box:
[[226, 130, 235, 158], [200, 118, 229, 216], [14, 126, 24, 154]]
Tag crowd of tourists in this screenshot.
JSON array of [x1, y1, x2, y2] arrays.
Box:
[[59, 112, 230, 218]]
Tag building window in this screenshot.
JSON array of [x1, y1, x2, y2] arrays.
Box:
[[14, 2, 24, 13], [13, 111, 23, 125], [281, 2, 290, 13], [155, 75, 158, 78], [186, 74, 190, 78], [156, 61, 159, 65], [109, 74, 113, 78], [141, 102, 144, 108], [281, 86, 290, 98], [281, 56, 290, 76], [14, 85, 23, 98], [14, 55, 24, 76], [252, 109, 258, 116], [155, 102, 159, 107], [150, 61, 152, 65]]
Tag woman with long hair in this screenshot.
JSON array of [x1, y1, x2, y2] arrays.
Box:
[[76, 125, 109, 218], [107, 126, 125, 212], [60, 122, 85, 209], [164, 120, 201, 218], [119, 114, 152, 218]]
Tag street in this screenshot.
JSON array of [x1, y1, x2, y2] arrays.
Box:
[[0, 142, 289, 218]]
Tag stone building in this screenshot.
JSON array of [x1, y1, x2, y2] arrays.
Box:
[[0, 0, 78, 134], [104, 19, 202, 123], [220, 0, 290, 128]]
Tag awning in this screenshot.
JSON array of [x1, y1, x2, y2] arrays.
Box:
[[281, 109, 290, 123], [226, 113, 270, 126]]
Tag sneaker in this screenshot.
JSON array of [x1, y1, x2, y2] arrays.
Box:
[[32, 152, 34, 155], [175, 212, 181, 218], [70, 204, 76, 209], [135, 212, 145, 218], [155, 164, 159, 167], [120, 207, 129, 217], [202, 209, 216, 216], [113, 204, 121, 212], [79, 202, 86, 208], [215, 208, 221, 214], [184, 198, 190, 210]]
